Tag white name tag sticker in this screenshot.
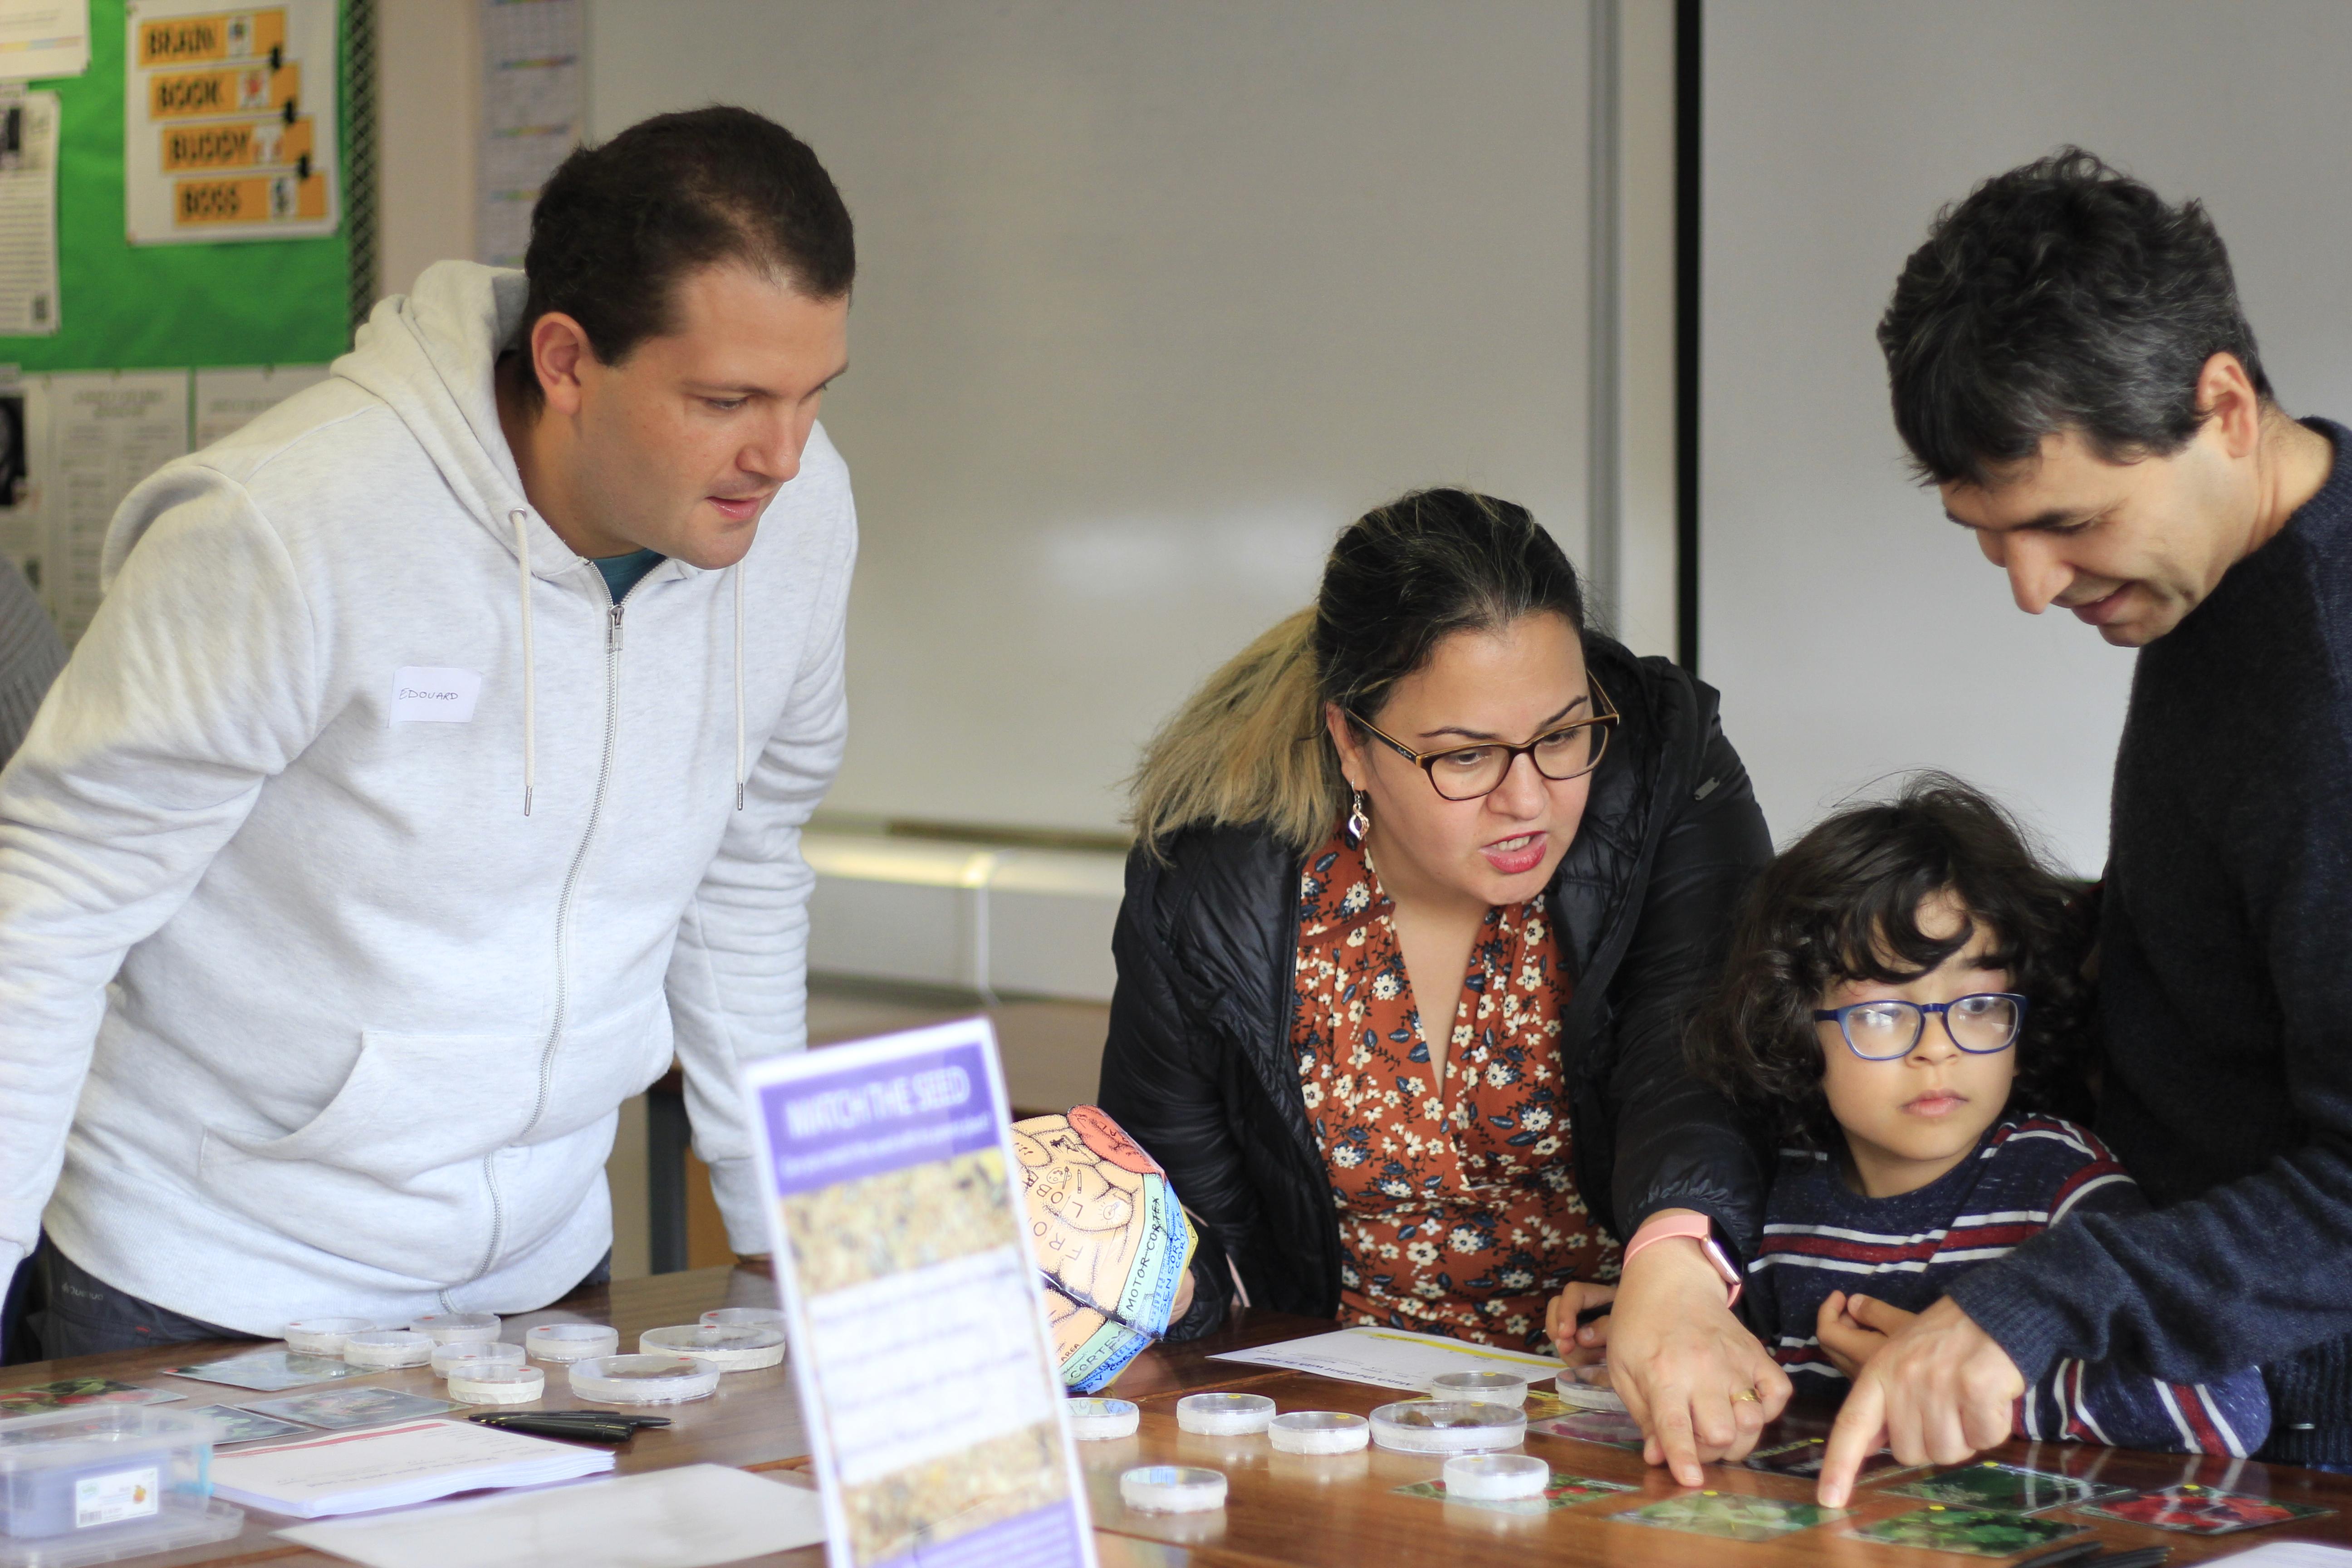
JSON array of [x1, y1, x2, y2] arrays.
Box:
[[389, 666, 483, 725]]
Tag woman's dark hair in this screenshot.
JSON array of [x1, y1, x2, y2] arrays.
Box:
[[506, 105, 854, 410], [1878, 147, 2269, 488], [1687, 774, 2094, 1152], [1128, 489, 1587, 853]]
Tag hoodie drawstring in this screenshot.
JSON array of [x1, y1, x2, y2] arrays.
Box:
[[513, 509, 536, 817], [733, 564, 746, 811]]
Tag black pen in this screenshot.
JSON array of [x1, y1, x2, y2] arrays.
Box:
[[1575, 1302, 1613, 1327], [2084, 1548, 2170, 1568]]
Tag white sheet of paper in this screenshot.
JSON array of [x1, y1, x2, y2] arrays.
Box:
[[193, 364, 328, 447], [1210, 1324, 1564, 1391], [41, 369, 187, 643], [2203, 1548, 2352, 1568], [0, 90, 59, 334], [276, 1464, 826, 1568], [0, 0, 86, 80], [475, 0, 581, 267]]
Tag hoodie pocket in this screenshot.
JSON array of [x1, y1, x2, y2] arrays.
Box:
[[193, 1002, 676, 1280]]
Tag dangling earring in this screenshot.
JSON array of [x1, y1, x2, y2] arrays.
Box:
[[1343, 788, 1371, 847]]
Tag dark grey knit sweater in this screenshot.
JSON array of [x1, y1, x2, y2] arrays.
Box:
[[1947, 418, 2352, 1467]]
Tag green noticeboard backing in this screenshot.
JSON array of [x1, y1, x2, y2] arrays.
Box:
[[0, 0, 356, 372]]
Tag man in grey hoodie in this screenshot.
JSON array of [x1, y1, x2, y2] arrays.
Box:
[[0, 106, 858, 1356]]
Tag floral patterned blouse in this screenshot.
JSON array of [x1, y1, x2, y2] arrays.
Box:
[[1292, 830, 1621, 1349]]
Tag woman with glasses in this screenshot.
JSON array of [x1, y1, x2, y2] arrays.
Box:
[[1687, 775, 2269, 1454], [1100, 488, 1786, 1484]]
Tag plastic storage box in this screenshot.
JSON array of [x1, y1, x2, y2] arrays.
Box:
[[0, 1406, 243, 1568]]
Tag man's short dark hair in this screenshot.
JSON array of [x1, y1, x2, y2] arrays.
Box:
[[1877, 147, 2270, 488], [507, 105, 854, 408]]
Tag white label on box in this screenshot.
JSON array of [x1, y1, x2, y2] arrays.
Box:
[[75, 1465, 160, 1528], [389, 666, 482, 725]]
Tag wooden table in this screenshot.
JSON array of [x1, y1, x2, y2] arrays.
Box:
[[8, 1267, 2350, 1567]]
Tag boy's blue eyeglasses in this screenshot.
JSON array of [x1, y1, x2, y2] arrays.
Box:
[[1812, 993, 2028, 1061]]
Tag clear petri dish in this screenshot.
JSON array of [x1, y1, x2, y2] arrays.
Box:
[[1268, 1411, 1370, 1454], [282, 1317, 376, 1356], [1445, 1452, 1550, 1499], [1368, 1399, 1527, 1454], [639, 1323, 786, 1372], [1119, 1466, 1227, 1514], [446, 1363, 546, 1406], [700, 1307, 787, 1331], [566, 1355, 720, 1405], [342, 1330, 434, 1369], [431, 1339, 526, 1377], [1066, 1398, 1140, 1441], [1427, 1371, 1529, 1407], [1175, 1392, 1275, 1436], [523, 1323, 621, 1363], [409, 1313, 502, 1345]]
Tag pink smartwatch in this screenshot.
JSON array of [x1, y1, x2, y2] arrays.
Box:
[[1623, 1212, 1742, 1308]]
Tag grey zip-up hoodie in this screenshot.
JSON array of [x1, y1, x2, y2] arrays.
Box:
[[0, 260, 855, 1330]]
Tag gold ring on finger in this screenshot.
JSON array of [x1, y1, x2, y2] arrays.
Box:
[[1733, 1389, 1760, 1403]]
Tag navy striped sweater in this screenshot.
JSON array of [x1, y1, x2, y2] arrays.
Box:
[[1746, 1118, 2270, 1455]]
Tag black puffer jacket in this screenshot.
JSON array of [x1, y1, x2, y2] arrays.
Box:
[[1098, 637, 1773, 1340]]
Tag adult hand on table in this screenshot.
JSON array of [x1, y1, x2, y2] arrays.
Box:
[[1815, 1294, 2024, 1508], [1606, 1222, 1792, 1485]]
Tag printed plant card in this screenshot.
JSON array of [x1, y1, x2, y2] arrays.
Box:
[[1887, 1460, 2131, 1514], [1611, 1490, 1849, 1543], [0, 1377, 183, 1417], [2080, 1483, 2336, 1536], [1526, 1407, 1647, 1449], [1012, 1107, 1196, 1393], [1849, 1505, 2089, 1557], [1741, 1434, 1915, 1481], [233, 1387, 452, 1431], [170, 1350, 360, 1391], [745, 1019, 1097, 1568], [202, 1406, 311, 1445], [1393, 1470, 1635, 1515]]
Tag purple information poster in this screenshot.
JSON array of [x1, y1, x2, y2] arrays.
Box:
[[743, 1019, 1096, 1568]]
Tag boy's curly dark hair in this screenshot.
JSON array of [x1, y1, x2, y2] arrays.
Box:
[[1687, 774, 2095, 1153]]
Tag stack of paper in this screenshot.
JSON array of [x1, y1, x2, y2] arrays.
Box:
[[209, 1419, 614, 1518]]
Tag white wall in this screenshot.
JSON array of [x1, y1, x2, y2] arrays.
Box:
[[1700, 0, 2352, 873], [377, 0, 478, 298], [587, 1, 1596, 836]]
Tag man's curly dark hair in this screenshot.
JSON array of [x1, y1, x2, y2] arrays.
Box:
[[1687, 774, 2096, 1154]]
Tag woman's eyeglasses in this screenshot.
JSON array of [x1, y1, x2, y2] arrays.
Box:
[[1812, 993, 2028, 1061], [1349, 681, 1619, 803]]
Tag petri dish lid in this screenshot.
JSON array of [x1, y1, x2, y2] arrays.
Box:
[[639, 1323, 786, 1372], [1175, 1392, 1275, 1435], [342, 1330, 434, 1367], [700, 1307, 786, 1330], [281, 1317, 377, 1354], [1268, 1410, 1370, 1454], [1066, 1398, 1139, 1441], [523, 1323, 621, 1362], [1427, 1370, 1529, 1406], [410, 1313, 502, 1345], [431, 1339, 526, 1377], [567, 1355, 720, 1405], [1369, 1399, 1528, 1454], [1445, 1452, 1550, 1499], [446, 1364, 546, 1405], [1119, 1466, 1227, 1514]]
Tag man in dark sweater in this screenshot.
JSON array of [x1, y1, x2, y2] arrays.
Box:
[[1818, 149, 2352, 1504]]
